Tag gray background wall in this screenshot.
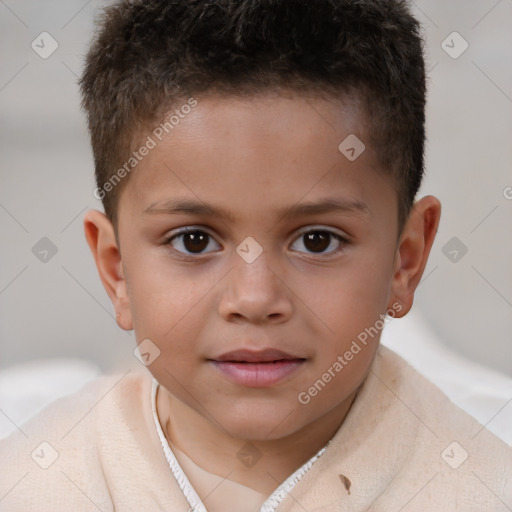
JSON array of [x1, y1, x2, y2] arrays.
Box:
[[1, 0, 511, 375]]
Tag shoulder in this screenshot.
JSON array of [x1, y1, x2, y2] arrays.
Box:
[[0, 370, 154, 511], [377, 345, 512, 507], [1, 369, 153, 444], [376, 345, 510, 443]]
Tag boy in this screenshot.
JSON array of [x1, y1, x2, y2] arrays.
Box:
[[1, 0, 511, 510]]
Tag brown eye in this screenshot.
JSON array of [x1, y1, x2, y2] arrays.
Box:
[[303, 231, 331, 253], [183, 231, 209, 253], [290, 229, 346, 255], [167, 229, 220, 255]]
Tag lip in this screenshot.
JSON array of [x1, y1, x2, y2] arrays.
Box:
[[209, 348, 306, 387], [213, 348, 301, 363]]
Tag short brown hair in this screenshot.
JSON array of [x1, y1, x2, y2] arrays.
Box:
[[80, 0, 426, 229]]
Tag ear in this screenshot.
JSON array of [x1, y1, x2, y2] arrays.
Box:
[[388, 195, 441, 317], [83, 210, 133, 330]]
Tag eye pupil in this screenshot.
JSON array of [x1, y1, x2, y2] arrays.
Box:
[[184, 231, 209, 253], [304, 231, 330, 252]]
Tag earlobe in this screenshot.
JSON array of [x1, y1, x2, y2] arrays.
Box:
[[83, 210, 133, 330], [388, 196, 441, 317]]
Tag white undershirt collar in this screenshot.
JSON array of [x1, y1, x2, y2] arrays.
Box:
[[151, 378, 330, 512]]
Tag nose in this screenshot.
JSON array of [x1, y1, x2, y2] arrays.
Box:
[[218, 250, 293, 324]]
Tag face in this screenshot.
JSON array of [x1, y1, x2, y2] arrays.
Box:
[[114, 91, 402, 440]]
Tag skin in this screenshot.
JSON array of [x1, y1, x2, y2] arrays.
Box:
[[84, 90, 441, 495]]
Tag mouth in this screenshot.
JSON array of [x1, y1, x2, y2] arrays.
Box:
[[208, 348, 306, 387]]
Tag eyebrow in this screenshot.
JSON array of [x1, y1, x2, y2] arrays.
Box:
[[144, 197, 370, 221]]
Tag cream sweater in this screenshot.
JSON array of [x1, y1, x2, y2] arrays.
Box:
[[1, 346, 511, 511]]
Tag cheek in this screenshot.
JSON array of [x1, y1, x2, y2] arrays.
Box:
[[295, 256, 393, 339], [124, 250, 212, 339]]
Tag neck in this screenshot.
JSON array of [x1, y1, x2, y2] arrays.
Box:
[[156, 386, 357, 496]]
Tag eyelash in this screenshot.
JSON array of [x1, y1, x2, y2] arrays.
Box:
[[163, 226, 349, 258]]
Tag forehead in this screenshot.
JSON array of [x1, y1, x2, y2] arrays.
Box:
[[119, 91, 394, 225], [161, 91, 365, 160]]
